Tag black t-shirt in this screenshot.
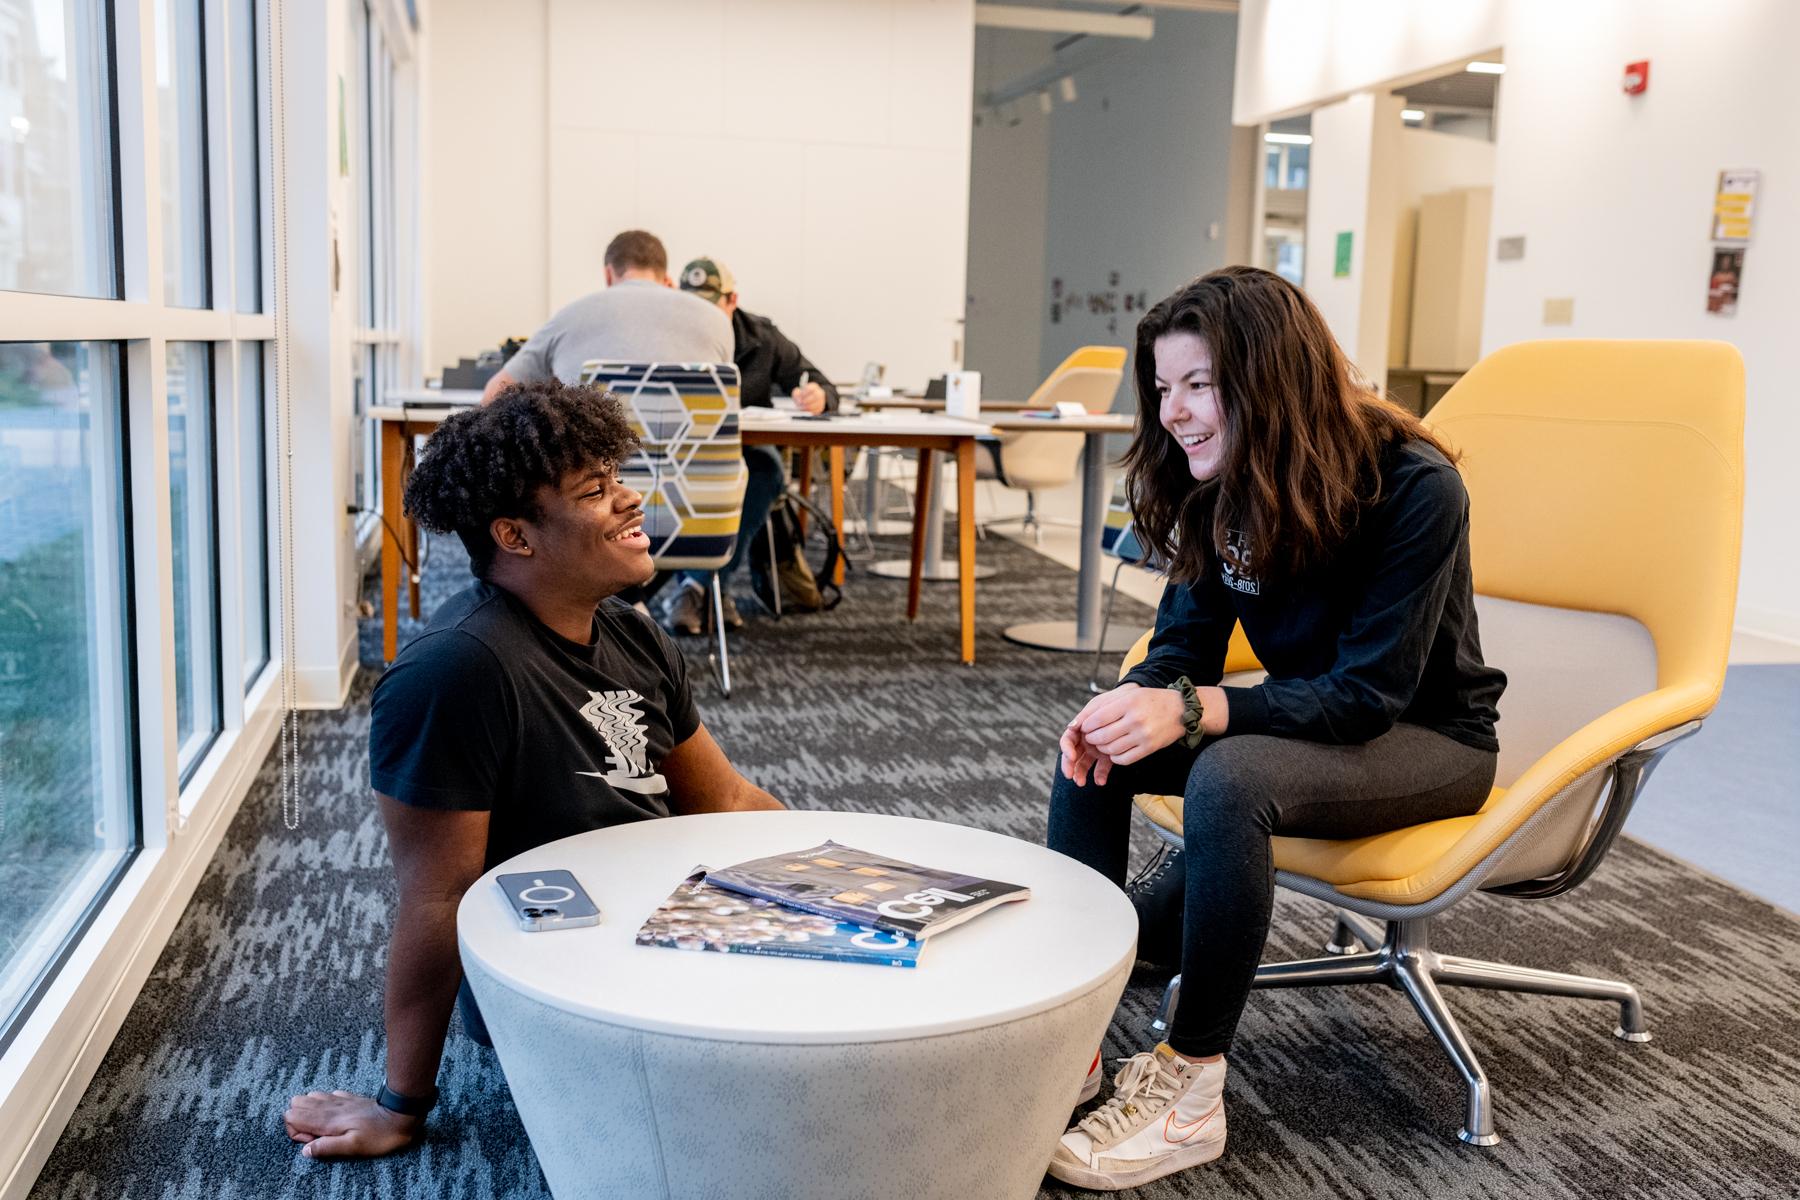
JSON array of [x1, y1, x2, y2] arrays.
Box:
[[1123, 440, 1506, 751], [369, 581, 702, 869]]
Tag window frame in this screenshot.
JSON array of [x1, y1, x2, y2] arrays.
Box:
[[167, 339, 225, 787]]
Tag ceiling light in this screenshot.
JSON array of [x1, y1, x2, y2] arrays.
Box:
[[1265, 132, 1312, 145], [1466, 61, 1505, 74], [1401, 109, 1425, 121]]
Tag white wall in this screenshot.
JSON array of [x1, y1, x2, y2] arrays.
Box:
[[420, 0, 547, 370], [1303, 90, 1403, 386], [1237, 0, 1800, 640], [1481, 0, 1800, 640], [424, 0, 974, 390], [1398, 127, 1495, 201], [1234, 0, 1503, 124]]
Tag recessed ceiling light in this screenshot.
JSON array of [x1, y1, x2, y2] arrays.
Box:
[[1467, 61, 1505, 74], [1265, 132, 1312, 145], [1401, 109, 1425, 121]]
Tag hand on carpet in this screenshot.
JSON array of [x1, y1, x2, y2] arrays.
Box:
[[283, 1090, 420, 1159]]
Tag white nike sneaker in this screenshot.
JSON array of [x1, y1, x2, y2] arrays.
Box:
[[1077, 1049, 1103, 1106], [1047, 1044, 1226, 1191]]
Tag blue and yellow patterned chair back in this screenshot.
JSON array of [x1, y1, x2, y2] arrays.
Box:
[[577, 361, 748, 571], [1101, 479, 1151, 567]]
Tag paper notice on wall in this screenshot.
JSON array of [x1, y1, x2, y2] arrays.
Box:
[[1711, 169, 1759, 242], [1706, 248, 1744, 316]]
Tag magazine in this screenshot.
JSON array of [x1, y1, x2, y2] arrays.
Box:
[[635, 868, 924, 968], [703, 841, 1029, 939]]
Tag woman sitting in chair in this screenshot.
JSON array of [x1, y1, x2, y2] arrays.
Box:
[[1045, 266, 1506, 1191]]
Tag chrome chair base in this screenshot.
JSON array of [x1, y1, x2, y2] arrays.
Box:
[[1147, 910, 1650, 1146]]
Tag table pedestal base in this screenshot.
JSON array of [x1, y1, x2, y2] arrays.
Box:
[[1002, 620, 1143, 653], [464, 953, 1129, 1200], [868, 557, 997, 582]]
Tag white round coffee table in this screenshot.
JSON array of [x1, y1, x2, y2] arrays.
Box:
[[458, 809, 1137, 1200]]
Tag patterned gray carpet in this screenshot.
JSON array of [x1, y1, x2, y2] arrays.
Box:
[[27, 525, 1800, 1199]]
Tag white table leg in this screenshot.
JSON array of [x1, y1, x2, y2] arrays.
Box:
[[1002, 430, 1141, 653]]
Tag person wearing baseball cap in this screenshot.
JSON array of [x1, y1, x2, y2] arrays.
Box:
[[662, 257, 839, 636]]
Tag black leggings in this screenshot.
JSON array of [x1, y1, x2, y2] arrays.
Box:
[[1047, 724, 1496, 1057]]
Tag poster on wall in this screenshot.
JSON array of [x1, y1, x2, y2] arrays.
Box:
[[1706, 248, 1744, 316], [1711, 169, 1758, 242], [1333, 231, 1353, 278]]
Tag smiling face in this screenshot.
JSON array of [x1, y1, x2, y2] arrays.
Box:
[[505, 462, 653, 598], [1153, 331, 1226, 481]]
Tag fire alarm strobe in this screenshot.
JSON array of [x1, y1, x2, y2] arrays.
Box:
[[1623, 60, 1650, 95]]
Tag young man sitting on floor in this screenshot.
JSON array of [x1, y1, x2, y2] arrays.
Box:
[[283, 379, 782, 1160]]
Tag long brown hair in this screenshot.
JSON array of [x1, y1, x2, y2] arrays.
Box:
[[1123, 266, 1457, 584]]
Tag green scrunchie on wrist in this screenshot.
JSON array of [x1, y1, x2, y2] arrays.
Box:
[[1169, 676, 1206, 749]]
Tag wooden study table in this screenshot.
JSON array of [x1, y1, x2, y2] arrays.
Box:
[[739, 410, 991, 663], [369, 400, 992, 665]]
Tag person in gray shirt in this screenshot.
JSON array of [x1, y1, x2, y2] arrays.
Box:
[[480, 230, 732, 403]]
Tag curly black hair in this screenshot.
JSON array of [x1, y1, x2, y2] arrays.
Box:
[[402, 378, 639, 578]]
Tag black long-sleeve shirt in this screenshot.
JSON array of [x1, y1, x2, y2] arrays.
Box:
[[1123, 440, 1504, 751], [731, 308, 840, 412]]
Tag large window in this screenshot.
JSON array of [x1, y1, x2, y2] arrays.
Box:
[[0, 340, 136, 1046], [153, 0, 209, 308], [0, 0, 429, 1148], [0, 1, 117, 298], [166, 342, 220, 781]]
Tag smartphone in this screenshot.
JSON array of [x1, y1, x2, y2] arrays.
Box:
[[495, 869, 601, 932]]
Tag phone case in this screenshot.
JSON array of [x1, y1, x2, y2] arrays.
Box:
[[495, 870, 601, 932]]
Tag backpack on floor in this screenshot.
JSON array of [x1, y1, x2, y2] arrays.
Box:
[[750, 490, 844, 614]]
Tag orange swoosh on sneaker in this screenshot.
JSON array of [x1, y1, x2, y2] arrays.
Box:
[[1163, 1099, 1221, 1144]]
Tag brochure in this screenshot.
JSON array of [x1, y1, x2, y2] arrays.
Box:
[[635, 868, 924, 968], [704, 841, 1029, 939]]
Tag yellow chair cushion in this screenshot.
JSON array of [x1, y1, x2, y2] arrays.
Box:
[[1133, 788, 1505, 903]]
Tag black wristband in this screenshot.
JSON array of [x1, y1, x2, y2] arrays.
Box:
[[376, 1082, 438, 1117]]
